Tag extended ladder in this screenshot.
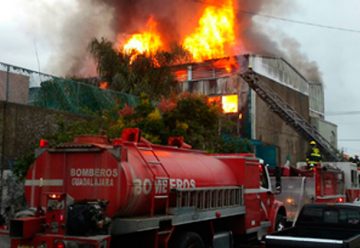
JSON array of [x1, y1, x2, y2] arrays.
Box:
[[240, 69, 340, 161]]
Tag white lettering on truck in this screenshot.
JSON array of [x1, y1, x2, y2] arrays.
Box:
[[70, 168, 118, 187], [133, 178, 196, 195]]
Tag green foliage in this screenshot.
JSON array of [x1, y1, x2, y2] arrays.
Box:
[[161, 93, 221, 150], [217, 134, 254, 154], [89, 38, 122, 82], [13, 150, 35, 180], [89, 38, 181, 100]]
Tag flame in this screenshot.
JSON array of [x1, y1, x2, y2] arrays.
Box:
[[123, 17, 163, 56], [183, 0, 235, 61], [118, 1, 238, 64], [99, 81, 109, 89], [212, 57, 238, 73]]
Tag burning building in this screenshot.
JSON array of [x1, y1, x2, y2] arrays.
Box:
[[108, 0, 337, 166], [172, 55, 313, 166]]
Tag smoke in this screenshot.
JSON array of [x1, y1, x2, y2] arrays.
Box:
[[236, 0, 322, 82], [21, 0, 114, 77], [25, 0, 322, 81], [98, 0, 205, 48], [280, 37, 323, 82]]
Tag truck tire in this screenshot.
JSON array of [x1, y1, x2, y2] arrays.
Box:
[[275, 213, 286, 231], [171, 232, 205, 248]]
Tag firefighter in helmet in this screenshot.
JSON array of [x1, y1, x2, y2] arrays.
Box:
[[306, 140, 322, 170]]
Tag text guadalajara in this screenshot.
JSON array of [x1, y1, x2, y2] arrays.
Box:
[[69, 168, 196, 193]]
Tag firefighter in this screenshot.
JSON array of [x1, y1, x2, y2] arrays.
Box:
[[306, 140, 322, 170]]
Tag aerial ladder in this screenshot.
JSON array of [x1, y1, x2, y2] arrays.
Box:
[[240, 69, 340, 162]]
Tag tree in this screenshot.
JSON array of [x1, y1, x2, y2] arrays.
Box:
[[89, 38, 122, 83], [89, 38, 182, 100]]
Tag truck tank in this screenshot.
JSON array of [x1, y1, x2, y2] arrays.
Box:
[[24, 129, 242, 217]]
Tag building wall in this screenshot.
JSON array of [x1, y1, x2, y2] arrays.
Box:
[[173, 55, 313, 165], [309, 82, 325, 118], [0, 71, 29, 104], [249, 55, 309, 95], [254, 74, 310, 164], [0, 101, 85, 169], [311, 117, 337, 148]]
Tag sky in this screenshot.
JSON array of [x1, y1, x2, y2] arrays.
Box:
[[0, 0, 360, 156], [256, 0, 360, 156]]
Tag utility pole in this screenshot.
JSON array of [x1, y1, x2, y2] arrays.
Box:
[[0, 65, 10, 213]]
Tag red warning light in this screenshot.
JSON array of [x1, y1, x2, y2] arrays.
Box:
[[39, 139, 49, 148], [55, 241, 65, 248]]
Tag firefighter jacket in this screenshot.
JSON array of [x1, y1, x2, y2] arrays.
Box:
[[306, 146, 322, 165]]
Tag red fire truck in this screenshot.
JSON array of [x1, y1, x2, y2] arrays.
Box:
[[273, 162, 349, 222], [329, 162, 360, 202], [3, 128, 286, 248]]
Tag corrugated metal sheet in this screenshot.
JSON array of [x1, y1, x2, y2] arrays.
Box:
[[249, 55, 309, 95], [309, 82, 325, 118]]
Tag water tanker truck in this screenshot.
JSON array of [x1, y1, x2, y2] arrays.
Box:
[[3, 128, 286, 248]]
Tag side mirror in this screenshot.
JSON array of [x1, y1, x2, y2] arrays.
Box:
[[275, 166, 282, 194]]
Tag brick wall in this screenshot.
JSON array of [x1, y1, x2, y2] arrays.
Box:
[[0, 101, 85, 168]]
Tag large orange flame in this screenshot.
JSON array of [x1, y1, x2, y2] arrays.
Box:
[[123, 17, 163, 56], [183, 0, 235, 61], [119, 1, 237, 65]]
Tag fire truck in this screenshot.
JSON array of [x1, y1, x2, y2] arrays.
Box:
[[272, 160, 360, 223], [3, 128, 286, 248], [272, 162, 346, 222], [329, 162, 360, 202]]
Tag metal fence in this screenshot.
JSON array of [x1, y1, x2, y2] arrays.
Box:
[[0, 62, 138, 115]]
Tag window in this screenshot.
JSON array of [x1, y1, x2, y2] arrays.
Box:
[[351, 170, 358, 186], [259, 164, 269, 189]]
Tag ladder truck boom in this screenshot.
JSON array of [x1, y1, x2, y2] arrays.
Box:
[[240, 69, 340, 162]]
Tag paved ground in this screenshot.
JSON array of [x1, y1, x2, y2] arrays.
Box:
[[0, 236, 10, 247]]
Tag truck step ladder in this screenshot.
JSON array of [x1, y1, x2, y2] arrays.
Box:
[[240, 69, 340, 161], [136, 145, 170, 216]]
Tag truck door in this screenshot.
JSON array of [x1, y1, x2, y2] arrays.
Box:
[[258, 164, 273, 222]]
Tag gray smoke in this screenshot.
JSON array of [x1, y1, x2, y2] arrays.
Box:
[[236, 0, 322, 82]]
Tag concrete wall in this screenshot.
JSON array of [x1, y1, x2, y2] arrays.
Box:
[[254, 75, 309, 165], [311, 117, 337, 148], [0, 71, 29, 104], [0, 101, 84, 169]]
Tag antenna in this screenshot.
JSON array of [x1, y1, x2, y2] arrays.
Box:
[[33, 39, 42, 83]]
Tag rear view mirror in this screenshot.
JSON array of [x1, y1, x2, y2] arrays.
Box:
[[275, 166, 282, 194]]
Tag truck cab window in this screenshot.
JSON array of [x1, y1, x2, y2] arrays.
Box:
[[260, 164, 269, 189]]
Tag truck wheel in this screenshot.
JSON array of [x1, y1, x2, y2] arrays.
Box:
[[275, 213, 286, 231], [171, 232, 205, 248]]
